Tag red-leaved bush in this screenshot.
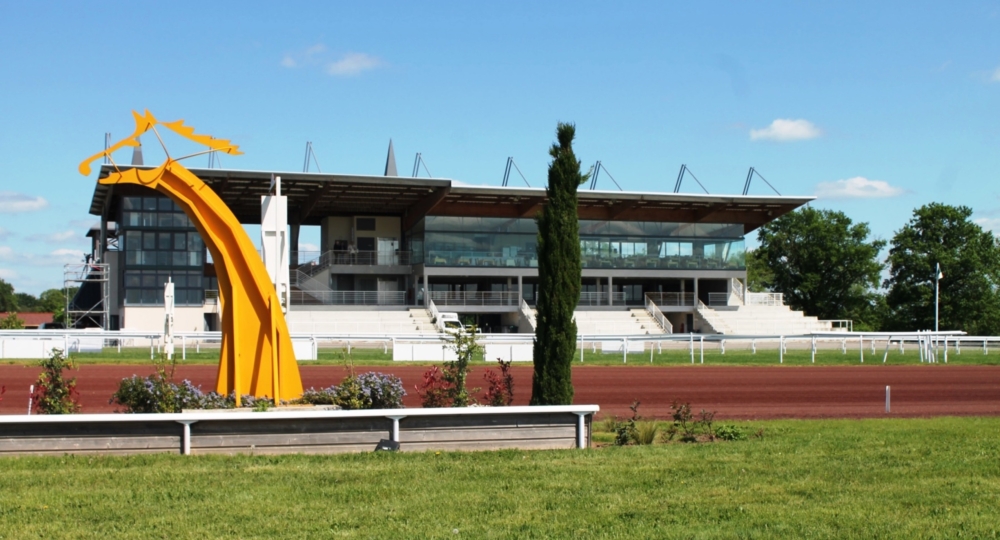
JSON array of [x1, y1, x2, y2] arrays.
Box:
[[482, 357, 515, 406]]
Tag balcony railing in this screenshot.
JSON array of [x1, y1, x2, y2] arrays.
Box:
[[643, 292, 695, 307], [745, 292, 784, 306], [430, 291, 520, 306], [577, 292, 627, 306], [290, 290, 406, 306], [423, 250, 744, 270], [295, 250, 413, 272]]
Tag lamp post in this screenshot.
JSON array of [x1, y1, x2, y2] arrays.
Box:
[[935, 262, 942, 332]]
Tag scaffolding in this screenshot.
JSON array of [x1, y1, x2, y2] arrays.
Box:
[[64, 263, 110, 330]]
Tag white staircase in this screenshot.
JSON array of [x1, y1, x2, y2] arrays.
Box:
[[695, 303, 833, 335], [573, 310, 659, 335]]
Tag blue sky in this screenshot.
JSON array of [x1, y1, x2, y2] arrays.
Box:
[[1, 1, 999, 295]]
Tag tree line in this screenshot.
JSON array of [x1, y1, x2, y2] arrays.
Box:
[[0, 278, 75, 324], [750, 203, 1000, 334]]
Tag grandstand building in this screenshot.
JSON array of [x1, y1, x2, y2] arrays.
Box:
[[81, 159, 822, 335]]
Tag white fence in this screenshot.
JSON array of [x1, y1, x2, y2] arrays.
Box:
[[0, 329, 985, 365]]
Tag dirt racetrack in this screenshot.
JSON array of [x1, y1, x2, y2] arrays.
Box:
[[2, 364, 999, 420]]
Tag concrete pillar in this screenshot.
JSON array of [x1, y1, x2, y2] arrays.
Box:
[[608, 275, 613, 306], [694, 278, 699, 306], [517, 274, 523, 303], [423, 272, 429, 307], [290, 223, 301, 266]]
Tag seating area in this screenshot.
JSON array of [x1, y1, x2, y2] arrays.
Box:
[[572, 310, 666, 336], [696, 304, 835, 335], [285, 310, 437, 335]]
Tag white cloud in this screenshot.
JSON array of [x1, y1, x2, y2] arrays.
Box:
[[281, 55, 297, 68], [0, 227, 12, 241], [750, 119, 822, 141], [299, 242, 320, 252], [992, 67, 1000, 82], [975, 217, 1000, 233], [814, 176, 906, 199], [0, 268, 17, 280], [326, 53, 382, 76], [0, 245, 84, 266], [0, 191, 48, 213], [27, 230, 79, 244]]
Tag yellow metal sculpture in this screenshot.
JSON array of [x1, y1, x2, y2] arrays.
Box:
[[80, 111, 303, 403]]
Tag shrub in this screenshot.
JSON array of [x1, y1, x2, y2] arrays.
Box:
[[482, 357, 515, 406], [417, 365, 454, 408], [32, 349, 80, 414], [714, 424, 748, 441], [613, 401, 642, 446], [298, 372, 405, 410], [634, 421, 659, 445], [0, 312, 24, 329]]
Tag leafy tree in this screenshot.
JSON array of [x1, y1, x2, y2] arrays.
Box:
[[532, 123, 588, 405], [755, 207, 885, 329], [39, 288, 71, 324], [15, 292, 40, 311], [744, 248, 774, 292], [0, 312, 24, 329], [884, 203, 1000, 334], [0, 278, 17, 312]]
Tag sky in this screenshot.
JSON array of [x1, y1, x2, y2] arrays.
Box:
[[1, 1, 999, 295]]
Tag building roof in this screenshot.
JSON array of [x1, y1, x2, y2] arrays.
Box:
[[90, 165, 813, 234], [0, 312, 54, 328]]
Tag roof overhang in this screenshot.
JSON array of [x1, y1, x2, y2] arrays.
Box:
[[89, 165, 813, 234]]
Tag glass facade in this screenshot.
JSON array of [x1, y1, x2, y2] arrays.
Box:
[[120, 195, 206, 305], [406, 217, 745, 270]]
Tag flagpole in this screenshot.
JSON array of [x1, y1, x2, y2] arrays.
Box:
[[935, 262, 940, 333]]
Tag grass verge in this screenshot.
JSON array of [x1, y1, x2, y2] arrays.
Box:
[[1, 417, 998, 538]]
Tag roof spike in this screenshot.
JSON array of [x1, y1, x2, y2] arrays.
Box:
[[130, 136, 144, 166], [384, 139, 397, 177]]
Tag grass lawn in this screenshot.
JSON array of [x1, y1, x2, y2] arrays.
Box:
[[6, 343, 999, 367], [1, 417, 999, 538]]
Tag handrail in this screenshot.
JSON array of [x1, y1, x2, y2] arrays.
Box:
[[730, 277, 745, 304], [518, 298, 536, 331], [643, 295, 672, 334], [428, 298, 441, 330], [695, 298, 732, 334], [707, 292, 730, 306]]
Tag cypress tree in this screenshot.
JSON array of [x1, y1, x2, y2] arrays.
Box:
[[531, 123, 587, 405]]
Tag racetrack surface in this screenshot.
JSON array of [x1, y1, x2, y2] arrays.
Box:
[[2, 364, 998, 419]]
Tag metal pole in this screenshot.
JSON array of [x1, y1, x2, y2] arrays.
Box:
[[622, 338, 627, 364], [859, 335, 864, 363], [811, 336, 816, 363], [943, 335, 948, 363], [935, 262, 940, 333], [690, 333, 694, 364], [885, 386, 890, 413], [700, 336, 704, 364], [779, 336, 784, 364]]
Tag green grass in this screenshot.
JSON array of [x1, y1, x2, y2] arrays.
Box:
[[4, 344, 998, 367], [1, 417, 999, 538]]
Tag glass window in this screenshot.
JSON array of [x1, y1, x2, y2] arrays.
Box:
[[125, 289, 141, 304], [172, 252, 187, 266], [174, 233, 187, 250], [141, 289, 159, 304], [158, 232, 171, 250], [143, 232, 156, 250], [123, 197, 141, 210], [158, 198, 174, 211], [143, 198, 158, 211]]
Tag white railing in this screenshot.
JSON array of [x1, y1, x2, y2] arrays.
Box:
[[708, 292, 730, 307], [745, 292, 784, 306], [430, 291, 520, 306], [643, 292, 695, 307], [644, 295, 672, 334], [730, 278, 745, 304], [576, 292, 627, 306], [290, 290, 406, 306]]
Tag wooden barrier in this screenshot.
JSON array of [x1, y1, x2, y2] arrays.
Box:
[[0, 406, 597, 457]]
